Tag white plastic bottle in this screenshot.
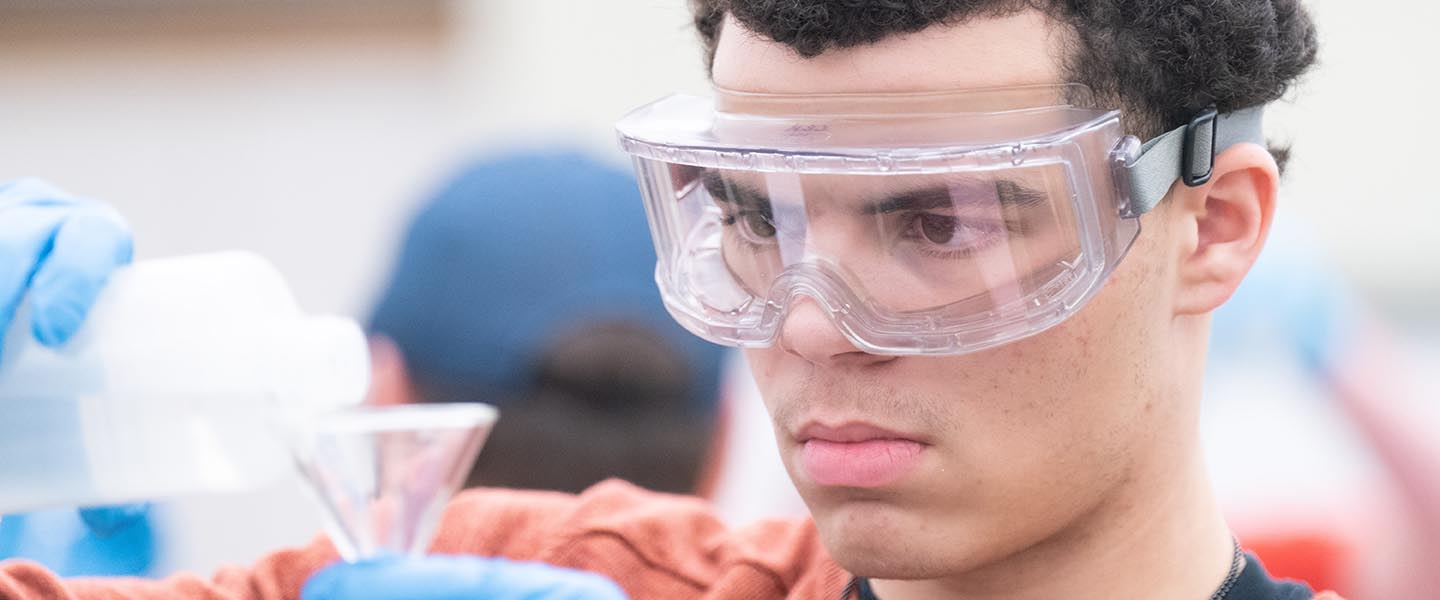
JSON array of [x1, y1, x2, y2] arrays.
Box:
[[0, 251, 369, 513]]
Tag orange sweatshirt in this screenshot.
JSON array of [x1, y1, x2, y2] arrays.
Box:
[[0, 480, 1343, 600]]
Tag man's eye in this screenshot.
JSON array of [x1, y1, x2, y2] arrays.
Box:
[[742, 211, 777, 239], [723, 210, 777, 244], [913, 213, 995, 246], [901, 212, 1007, 258], [918, 214, 959, 245]]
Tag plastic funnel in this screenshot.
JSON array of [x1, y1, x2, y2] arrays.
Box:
[[290, 403, 497, 561]]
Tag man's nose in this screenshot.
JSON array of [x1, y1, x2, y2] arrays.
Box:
[[777, 295, 895, 369]]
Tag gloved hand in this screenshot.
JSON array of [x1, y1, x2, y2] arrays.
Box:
[[77, 503, 152, 538], [302, 555, 629, 600], [0, 177, 133, 351], [0, 177, 142, 535]]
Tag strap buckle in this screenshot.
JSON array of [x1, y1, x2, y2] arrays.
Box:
[[1181, 105, 1219, 187]]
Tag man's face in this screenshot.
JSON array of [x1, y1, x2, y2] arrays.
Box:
[[715, 11, 1191, 578]]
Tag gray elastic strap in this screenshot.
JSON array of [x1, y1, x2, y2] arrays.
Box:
[[1124, 106, 1266, 216]]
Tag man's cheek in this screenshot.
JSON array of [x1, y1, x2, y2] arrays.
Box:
[[742, 347, 784, 389]]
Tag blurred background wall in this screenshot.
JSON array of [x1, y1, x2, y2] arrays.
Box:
[[0, 0, 1435, 585]]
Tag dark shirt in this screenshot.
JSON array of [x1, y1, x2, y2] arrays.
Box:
[[851, 553, 1314, 599]]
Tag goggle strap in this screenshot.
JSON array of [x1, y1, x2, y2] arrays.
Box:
[[1124, 105, 1266, 216]]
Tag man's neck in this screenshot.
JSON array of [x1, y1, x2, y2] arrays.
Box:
[[870, 446, 1235, 600]]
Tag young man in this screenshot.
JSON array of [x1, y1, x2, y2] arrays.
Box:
[[0, 1, 1339, 599]]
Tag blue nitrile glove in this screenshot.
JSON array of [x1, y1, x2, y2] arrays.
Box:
[[302, 555, 629, 600], [0, 178, 144, 536], [0, 178, 133, 350], [77, 503, 152, 538]]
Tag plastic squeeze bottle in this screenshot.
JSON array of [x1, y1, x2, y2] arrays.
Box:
[[0, 251, 369, 513]]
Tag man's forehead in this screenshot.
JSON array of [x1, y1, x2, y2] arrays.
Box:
[[711, 10, 1067, 94]]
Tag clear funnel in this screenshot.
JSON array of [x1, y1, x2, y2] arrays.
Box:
[[289, 403, 498, 561]]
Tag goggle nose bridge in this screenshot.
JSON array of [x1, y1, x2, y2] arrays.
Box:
[[759, 263, 911, 355], [761, 261, 867, 323]]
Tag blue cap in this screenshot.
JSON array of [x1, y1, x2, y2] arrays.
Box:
[[368, 150, 723, 410]]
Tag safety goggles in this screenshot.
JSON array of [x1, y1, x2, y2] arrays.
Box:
[[616, 84, 1263, 355]]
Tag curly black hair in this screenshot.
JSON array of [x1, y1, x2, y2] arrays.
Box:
[[691, 0, 1317, 167]]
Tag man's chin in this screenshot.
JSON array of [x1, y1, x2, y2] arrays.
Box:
[[811, 500, 956, 580]]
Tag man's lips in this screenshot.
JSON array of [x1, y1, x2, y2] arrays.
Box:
[[796, 422, 925, 444], [796, 422, 928, 488]]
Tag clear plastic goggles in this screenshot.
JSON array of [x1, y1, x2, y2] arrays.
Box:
[[616, 85, 1262, 355]]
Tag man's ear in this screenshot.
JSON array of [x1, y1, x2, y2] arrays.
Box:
[[1168, 142, 1280, 315], [367, 335, 417, 406]]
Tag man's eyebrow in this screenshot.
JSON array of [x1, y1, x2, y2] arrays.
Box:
[[995, 180, 1048, 207], [859, 179, 1048, 215], [701, 172, 1047, 213], [701, 171, 770, 208]]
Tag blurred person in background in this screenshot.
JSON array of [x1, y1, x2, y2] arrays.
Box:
[[363, 150, 725, 495]]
